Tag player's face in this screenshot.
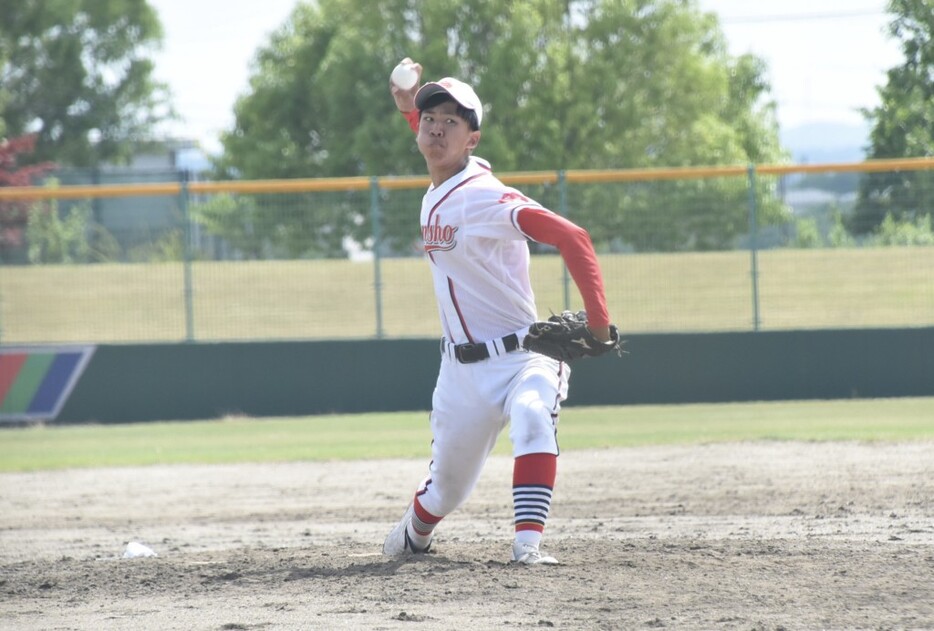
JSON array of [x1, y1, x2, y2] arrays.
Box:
[[417, 101, 480, 171]]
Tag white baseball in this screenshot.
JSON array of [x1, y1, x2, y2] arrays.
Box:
[[391, 63, 418, 90]]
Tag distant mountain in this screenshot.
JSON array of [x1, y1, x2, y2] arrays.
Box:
[[780, 121, 871, 164]]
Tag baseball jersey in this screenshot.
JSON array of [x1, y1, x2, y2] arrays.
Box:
[[420, 155, 610, 345]]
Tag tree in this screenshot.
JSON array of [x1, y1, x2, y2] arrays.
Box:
[[0, 0, 172, 167], [190, 192, 359, 260], [0, 134, 55, 262], [853, 0, 934, 235], [214, 0, 788, 256]]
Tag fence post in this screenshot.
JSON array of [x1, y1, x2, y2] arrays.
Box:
[[179, 172, 195, 342], [370, 177, 384, 339], [747, 164, 761, 331], [558, 169, 571, 311]]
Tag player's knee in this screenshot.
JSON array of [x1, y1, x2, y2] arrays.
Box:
[[508, 400, 557, 454]]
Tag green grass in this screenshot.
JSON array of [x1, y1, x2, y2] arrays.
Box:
[[555, 397, 934, 448], [1, 398, 932, 472], [2, 248, 933, 343]]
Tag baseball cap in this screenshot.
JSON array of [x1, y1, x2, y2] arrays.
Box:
[[415, 78, 483, 127]]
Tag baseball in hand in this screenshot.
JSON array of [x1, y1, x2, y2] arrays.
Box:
[[390, 62, 418, 90]]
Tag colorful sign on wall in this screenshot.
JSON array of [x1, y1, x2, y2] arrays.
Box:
[[0, 346, 95, 422]]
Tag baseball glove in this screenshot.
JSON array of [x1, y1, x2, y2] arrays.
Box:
[[523, 310, 622, 362]]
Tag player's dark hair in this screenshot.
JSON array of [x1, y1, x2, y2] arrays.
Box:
[[420, 92, 480, 131]]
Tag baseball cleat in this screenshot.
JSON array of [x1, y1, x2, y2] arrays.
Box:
[[511, 541, 559, 565], [382, 503, 432, 557]]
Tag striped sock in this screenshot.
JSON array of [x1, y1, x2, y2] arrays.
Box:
[[407, 496, 442, 549], [512, 453, 557, 545]]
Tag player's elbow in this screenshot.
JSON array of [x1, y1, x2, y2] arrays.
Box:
[[570, 222, 594, 245]]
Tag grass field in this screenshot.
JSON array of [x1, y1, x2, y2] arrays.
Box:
[[2, 397, 932, 473], [2, 247, 933, 343]]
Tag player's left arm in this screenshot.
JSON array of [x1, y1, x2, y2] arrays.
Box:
[[515, 207, 613, 342]]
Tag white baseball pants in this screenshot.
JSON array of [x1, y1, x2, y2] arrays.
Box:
[[415, 350, 569, 518]]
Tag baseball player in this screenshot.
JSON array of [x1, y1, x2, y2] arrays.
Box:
[[383, 58, 618, 564]]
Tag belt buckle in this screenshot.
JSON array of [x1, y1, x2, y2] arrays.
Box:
[[455, 344, 474, 364], [456, 342, 492, 364]]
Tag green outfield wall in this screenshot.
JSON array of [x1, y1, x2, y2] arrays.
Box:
[[53, 327, 934, 423]]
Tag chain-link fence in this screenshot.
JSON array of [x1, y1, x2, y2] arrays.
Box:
[[2, 158, 932, 344]]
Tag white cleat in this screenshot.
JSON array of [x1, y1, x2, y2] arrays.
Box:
[[512, 541, 559, 565], [383, 504, 431, 557]]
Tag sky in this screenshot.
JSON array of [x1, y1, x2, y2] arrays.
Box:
[[149, 0, 903, 156]]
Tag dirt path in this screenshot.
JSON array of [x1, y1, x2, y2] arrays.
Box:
[[2, 441, 933, 630]]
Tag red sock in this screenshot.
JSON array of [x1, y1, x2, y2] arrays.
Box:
[[411, 496, 443, 537], [513, 453, 557, 537]]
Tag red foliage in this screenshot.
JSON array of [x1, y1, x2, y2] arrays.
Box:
[[0, 134, 57, 251]]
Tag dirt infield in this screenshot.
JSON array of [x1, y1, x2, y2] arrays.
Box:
[[2, 441, 933, 630]]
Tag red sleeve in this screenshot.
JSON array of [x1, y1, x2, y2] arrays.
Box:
[[516, 207, 611, 328], [401, 109, 420, 134]]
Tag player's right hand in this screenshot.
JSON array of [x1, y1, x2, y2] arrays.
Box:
[[390, 57, 422, 113]]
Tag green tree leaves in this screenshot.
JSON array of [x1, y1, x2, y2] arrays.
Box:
[[218, 0, 784, 180], [0, 0, 172, 166], [854, 0, 934, 234], [210, 0, 788, 255]]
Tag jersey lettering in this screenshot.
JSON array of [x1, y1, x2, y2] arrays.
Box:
[[422, 214, 459, 253], [499, 191, 532, 204]]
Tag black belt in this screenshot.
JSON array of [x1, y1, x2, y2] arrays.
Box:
[[442, 333, 522, 364]]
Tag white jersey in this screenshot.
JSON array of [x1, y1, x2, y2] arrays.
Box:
[[420, 156, 543, 344]]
